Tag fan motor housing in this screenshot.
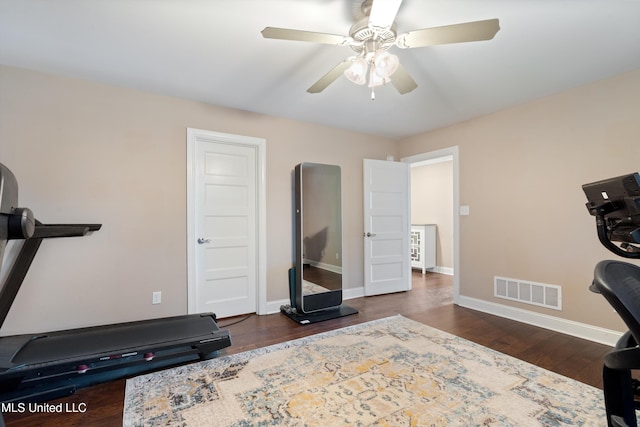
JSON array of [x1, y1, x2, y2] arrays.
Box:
[[349, 18, 397, 53]]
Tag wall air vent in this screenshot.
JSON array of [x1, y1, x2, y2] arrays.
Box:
[[494, 276, 562, 311]]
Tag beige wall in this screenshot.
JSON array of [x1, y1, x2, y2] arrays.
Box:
[[411, 161, 454, 269], [399, 69, 640, 332], [0, 65, 396, 335], [2, 63, 639, 336]]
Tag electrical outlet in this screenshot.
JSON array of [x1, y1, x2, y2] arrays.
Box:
[[152, 291, 162, 305]]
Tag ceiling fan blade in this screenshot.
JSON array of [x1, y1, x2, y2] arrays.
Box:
[[390, 63, 417, 94], [368, 0, 403, 29], [398, 18, 500, 48], [261, 27, 348, 45], [307, 60, 353, 93]]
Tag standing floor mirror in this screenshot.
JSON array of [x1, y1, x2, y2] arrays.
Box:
[[282, 162, 357, 324]]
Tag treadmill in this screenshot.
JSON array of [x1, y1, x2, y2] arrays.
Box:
[[0, 163, 231, 404]]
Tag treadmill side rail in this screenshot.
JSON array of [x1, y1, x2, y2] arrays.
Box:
[[0, 313, 231, 403]]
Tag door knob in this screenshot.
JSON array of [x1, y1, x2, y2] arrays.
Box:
[[364, 232, 377, 237], [197, 238, 212, 244]]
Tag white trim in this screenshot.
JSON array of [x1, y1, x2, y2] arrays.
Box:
[[186, 128, 268, 316], [266, 299, 290, 315], [268, 291, 623, 347], [457, 295, 623, 347], [402, 146, 460, 304], [343, 286, 365, 300], [433, 266, 454, 276], [302, 260, 342, 275], [186, 130, 196, 313], [410, 155, 453, 168], [411, 266, 454, 276]]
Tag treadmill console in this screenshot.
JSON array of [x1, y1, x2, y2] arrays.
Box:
[[583, 172, 640, 258]]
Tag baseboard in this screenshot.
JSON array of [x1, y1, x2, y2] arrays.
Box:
[[266, 288, 621, 346], [343, 286, 365, 300], [457, 295, 623, 347], [433, 266, 454, 276], [266, 298, 291, 315], [302, 259, 342, 275], [411, 266, 454, 275]]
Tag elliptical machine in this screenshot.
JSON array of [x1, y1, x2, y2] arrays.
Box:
[[584, 172, 640, 427]]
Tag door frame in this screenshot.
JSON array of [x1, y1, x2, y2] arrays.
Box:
[[401, 146, 460, 304], [186, 128, 267, 316]]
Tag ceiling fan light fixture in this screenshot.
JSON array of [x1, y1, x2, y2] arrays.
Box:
[[372, 49, 399, 79], [368, 66, 390, 88], [344, 57, 369, 85], [263, 0, 500, 96]]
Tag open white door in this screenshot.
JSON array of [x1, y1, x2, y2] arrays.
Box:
[[363, 159, 411, 296]]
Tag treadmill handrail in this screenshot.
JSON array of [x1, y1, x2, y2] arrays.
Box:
[[32, 222, 102, 239], [0, 222, 102, 328]]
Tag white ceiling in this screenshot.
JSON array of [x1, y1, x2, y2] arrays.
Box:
[[1, 0, 639, 139]]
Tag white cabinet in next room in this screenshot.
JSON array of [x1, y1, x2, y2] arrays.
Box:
[[411, 224, 436, 274]]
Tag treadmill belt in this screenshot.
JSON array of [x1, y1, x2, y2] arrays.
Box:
[[11, 315, 219, 365]]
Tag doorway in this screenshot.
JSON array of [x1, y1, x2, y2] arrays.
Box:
[[402, 146, 459, 303], [186, 128, 267, 318]]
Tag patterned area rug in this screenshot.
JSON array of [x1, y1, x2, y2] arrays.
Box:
[[123, 315, 606, 426]]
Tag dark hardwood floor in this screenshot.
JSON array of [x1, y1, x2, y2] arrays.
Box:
[[301, 265, 341, 291], [3, 271, 613, 426]]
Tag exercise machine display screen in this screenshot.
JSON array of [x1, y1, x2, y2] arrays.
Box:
[[583, 172, 640, 257]]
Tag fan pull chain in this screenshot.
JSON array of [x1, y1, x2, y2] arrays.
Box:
[[371, 87, 376, 100]]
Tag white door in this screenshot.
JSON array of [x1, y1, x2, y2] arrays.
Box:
[[187, 129, 266, 318], [363, 159, 411, 296]]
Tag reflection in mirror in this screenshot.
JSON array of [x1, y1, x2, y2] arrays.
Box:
[[294, 163, 342, 313]]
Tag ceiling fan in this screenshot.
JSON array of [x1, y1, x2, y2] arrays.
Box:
[[261, 0, 500, 99]]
